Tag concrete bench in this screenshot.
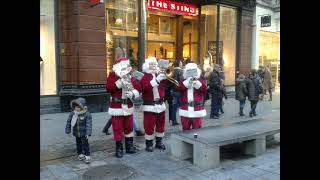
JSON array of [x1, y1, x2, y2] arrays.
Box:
[[170, 118, 280, 169]]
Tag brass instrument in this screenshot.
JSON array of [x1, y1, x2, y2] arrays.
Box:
[[159, 63, 179, 87], [121, 74, 135, 92]]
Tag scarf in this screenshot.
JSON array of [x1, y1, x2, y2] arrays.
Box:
[[71, 107, 87, 127]]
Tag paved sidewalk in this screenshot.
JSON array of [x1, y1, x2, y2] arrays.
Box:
[[40, 95, 279, 161], [40, 95, 280, 180]]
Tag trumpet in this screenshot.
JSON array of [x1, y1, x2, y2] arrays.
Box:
[[159, 63, 179, 87]]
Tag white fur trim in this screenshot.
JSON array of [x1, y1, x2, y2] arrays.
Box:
[[179, 109, 207, 118], [155, 132, 164, 137], [108, 107, 134, 116], [142, 103, 166, 113], [187, 87, 194, 112], [115, 79, 123, 89], [132, 89, 139, 99], [183, 79, 192, 88], [193, 80, 202, 89], [145, 133, 154, 140], [150, 79, 159, 87], [124, 131, 134, 138]]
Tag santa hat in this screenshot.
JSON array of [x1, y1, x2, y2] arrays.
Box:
[[183, 63, 201, 79], [142, 57, 158, 73], [113, 57, 130, 73]]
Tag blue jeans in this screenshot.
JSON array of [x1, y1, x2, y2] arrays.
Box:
[[170, 91, 181, 124], [76, 137, 90, 156], [133, 112, 140, 131], [239, 100, 246, 109], [210, 95, 221, 117]]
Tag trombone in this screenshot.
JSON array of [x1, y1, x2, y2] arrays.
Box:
[[159, 62, 179, 87]]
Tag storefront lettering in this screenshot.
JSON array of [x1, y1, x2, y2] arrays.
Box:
[[148, 0, 198, 16]]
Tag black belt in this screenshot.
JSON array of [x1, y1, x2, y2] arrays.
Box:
[[181, 101, 203, 107], [143, 99, 164, 105], [112, 98, 131, 105]]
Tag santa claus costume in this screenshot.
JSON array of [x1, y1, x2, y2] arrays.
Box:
[[178, 63, 207, 130], [140, 57, 168, 152], [106, 57, 142, 158]]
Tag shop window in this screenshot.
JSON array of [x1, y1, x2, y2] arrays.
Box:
[[106, 0, 139, 75], [220, 6, 237, 86], [183, 16, 199, 61], [40, 0, 57, 95], [200, 5, 217, 71]]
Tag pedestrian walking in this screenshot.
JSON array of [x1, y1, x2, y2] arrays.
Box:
[[235, 74, 248, 116], [218, 67, 227, 114], [208, 64, 223, 119], [65, 97, 92, 164], [246, 69, 264, 117], [169, 59, 184, 126], [262, 65, 273, 101], [178, 63, 207, 130]]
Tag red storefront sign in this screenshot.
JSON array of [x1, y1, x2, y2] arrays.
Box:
[[147, 0, 198, 16], [90, 0, 103, 7]]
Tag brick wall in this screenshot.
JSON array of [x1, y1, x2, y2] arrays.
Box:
[[59, 0, 106, 85]]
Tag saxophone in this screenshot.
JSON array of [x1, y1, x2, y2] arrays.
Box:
[[121, 74, 134, 92]]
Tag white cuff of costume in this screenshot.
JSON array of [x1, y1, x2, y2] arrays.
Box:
[[115, 79, 123, 89], [145, 133, 154, 140], [150, 79, 159, 87], [155, 132, 164, 138], [124, 131, 134, 138], [193, 80, 202, 89], [183, 79, 192, 88], [132, 89, 139, 99]]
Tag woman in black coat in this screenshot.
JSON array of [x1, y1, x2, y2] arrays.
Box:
[[235, 74, 248, 116], [246, 70, 263, 117]]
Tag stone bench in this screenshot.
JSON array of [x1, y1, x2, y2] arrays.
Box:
[[170, 118, 280, 169]]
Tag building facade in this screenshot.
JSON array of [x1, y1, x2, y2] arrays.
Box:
[[40, 0, 257, 113], [252, 0, 280, 88]]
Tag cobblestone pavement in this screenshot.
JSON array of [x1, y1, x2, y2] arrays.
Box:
[[40, 95, 280, 180]]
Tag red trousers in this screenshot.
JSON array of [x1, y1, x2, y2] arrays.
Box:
[[181, 117, 203, 131], [112, 115, 133, 141], [143, 111, 165, 140]]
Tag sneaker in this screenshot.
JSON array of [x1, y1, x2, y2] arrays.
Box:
[[78, 154, 85, 161], [84, 156, 91, 164], [212, 116, 219, 119]]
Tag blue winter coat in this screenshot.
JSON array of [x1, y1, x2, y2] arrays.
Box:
[[65, 98, 92, 137]]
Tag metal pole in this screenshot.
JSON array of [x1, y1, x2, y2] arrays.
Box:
[[216, 3, 220, 65], [138, 0, 147, 71]]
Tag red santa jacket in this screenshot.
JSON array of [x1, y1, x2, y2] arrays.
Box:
[[106, 72, 141, 116], [178, 79, 207, 118], [140, 73, 169, 113]]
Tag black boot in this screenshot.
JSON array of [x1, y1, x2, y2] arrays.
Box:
[[239, 107, 244, 116], [249, 110, 253, 117], [155, 137, 166, 151], [115, 141, 123, 158], [135, 130, 145, 136], [145, 140, 153, 152], [125, 137, 136, 154]]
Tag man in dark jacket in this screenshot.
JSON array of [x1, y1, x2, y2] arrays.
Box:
[[235, 74, 248, 116], [65, 97, 92, 164], [246, 69, 263, 117], [208, 64, 223, 119], [170, 59, 184, 126]]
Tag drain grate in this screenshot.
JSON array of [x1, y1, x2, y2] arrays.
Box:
[[82, 164, 137, 180]]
